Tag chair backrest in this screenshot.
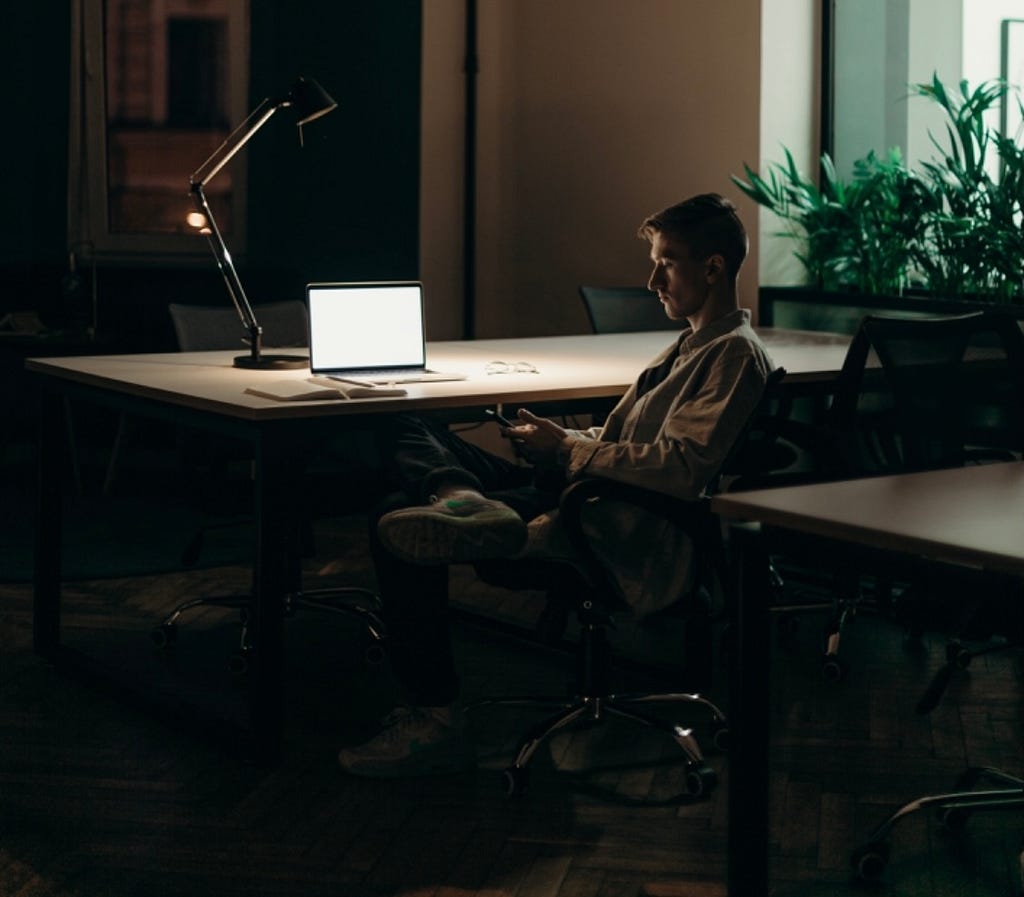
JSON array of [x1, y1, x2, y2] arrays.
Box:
[[168, 300, 309, 351], [826, 311, 1024, 475], [710, 366, 791, 494], [578, 285, 679, 333]]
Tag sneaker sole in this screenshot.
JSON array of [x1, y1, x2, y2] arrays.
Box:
[[379, 507, 527, 564]]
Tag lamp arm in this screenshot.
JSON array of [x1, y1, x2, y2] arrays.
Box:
[[189, 183, 264, 363], [187, 96, 286, 366], [189, 97, 280, 188], [185, 76, 334, 370]]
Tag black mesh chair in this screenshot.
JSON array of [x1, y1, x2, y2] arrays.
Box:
[[470, 367, 790, 797], [820, 310, 1024, 477], [578, 285, 680, 333], [823, 312, 1024, 885], [766, 311, 1024, 682], [748, 312, 1024, 886], [168, 300, 309, 351], [151, 301, 385, 673]]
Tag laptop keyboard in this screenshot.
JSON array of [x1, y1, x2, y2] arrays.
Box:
[[328, 369, 466, 385]]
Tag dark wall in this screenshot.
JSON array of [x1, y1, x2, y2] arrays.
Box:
[[1, 1, 72, 300], [0, 1, 422, 352], [247, 1, 422, 283]]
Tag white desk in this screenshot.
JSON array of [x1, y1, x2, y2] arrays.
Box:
[[25, 327, 850, 420], [26, 326, 851, 762], [710, 461, 1024, 896]]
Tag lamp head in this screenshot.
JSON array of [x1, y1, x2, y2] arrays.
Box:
[[283, 76, 337, 126]]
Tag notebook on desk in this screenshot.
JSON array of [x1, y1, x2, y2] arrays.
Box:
[[306, 281, 466, 385]]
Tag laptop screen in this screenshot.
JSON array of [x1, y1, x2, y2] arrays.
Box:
[[307, 281, 427, 372]]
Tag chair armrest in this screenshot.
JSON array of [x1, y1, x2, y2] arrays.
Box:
[[559, 478, 714, 533], [557, 478, 717, 589]]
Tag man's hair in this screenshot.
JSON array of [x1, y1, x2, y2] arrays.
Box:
[[637, 193, 748, 281]]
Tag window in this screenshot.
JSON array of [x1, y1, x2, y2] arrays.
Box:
[[70, 0, 249, 258], [824, 0, 1022, 179]]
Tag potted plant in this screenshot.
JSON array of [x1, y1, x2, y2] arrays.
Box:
[[733, 75, 1024, 325]]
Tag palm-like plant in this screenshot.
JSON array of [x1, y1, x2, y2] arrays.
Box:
[[911, 76, 1024, 300], [733, 74, 1024, 303]]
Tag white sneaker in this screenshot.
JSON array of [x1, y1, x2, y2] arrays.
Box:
[[377, 491, 527, 564], [337, 705, 475, 778]]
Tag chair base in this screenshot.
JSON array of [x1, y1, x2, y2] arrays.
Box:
[[470, 687, 727, 797], [851, 766, 1024, 886], [152, 586, 386, 673]]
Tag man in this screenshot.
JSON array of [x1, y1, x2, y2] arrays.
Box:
[[338, 192, 775, 777]]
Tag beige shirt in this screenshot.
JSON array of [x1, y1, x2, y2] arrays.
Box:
[[526, 308, 774, 617]]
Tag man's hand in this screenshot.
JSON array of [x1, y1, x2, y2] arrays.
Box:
[[504, 408, 567, 464]]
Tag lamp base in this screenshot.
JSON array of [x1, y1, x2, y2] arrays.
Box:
[[233, 353, 309, 370]]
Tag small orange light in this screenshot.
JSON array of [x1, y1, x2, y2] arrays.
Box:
[[186, 211, 207, 229]]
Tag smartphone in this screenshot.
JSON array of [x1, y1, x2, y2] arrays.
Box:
[[483, 408, 515, 428]]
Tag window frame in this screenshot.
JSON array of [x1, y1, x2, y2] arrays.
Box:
[[70, 0, 250, 261]]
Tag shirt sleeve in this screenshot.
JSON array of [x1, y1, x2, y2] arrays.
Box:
[[560, 342, 769, 500]]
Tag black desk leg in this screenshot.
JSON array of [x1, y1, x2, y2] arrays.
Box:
[[248, 430, 295, 764], [34, 388, 64, 657], [727, 523, 772, 896]]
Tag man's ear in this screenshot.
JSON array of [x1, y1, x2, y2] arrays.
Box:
[[705, 253, 726, 281]]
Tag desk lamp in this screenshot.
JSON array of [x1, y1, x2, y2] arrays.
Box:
[[188, 76, 337, 369]]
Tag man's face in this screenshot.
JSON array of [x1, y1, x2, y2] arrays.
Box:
[[646, 232, 711, 321]]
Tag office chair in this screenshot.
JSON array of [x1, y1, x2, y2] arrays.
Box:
[[167, 300, 309, 563], [823, 312, 1024, 887], [151, 301, 385, 672], [100, 300, 312, 496], [851, 637, 1024, 886], [766, 310, 1024, 682], [168, 300, 309, 351], [849, 559, 1023, 887], [469, 368, 789, 797], [578, 285, 680, 333]]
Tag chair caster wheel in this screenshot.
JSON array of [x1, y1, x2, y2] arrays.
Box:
[[228, 649, 250, 676], [684, 764, 718, 798], [502, 766, 529, 796], [821, 653, 845, 682], [851, 841, 889, 882], [151, 623, 177, 648], [364, 642, 386, 665], [709, 719, 730, 752]]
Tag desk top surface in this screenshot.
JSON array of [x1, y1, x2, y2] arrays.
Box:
[[712, 461, 1024, 576], [25, 327, 850, 422]]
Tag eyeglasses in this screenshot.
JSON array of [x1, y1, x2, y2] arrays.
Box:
[[485, 360, 539, 375]]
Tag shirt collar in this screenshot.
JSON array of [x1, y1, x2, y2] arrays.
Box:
[[677, 308, 750, 355]]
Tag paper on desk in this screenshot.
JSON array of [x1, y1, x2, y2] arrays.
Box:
[[244, 377, 407, 401]]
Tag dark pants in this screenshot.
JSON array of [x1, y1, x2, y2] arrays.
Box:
[[370, 414, 563, 705]]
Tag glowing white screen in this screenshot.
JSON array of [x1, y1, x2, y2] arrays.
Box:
[[308, 283, 426, 370]]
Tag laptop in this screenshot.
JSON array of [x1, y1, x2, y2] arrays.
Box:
[[306, 281, 465, 385]]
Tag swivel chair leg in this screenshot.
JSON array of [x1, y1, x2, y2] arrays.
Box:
[[152, 585, 387, 669], [495, 695, 717, 798], [151, 592, 250, 648], [295, 586, 387, 663], [851, 767, 1024, 884], [611, 690, 729, 750]]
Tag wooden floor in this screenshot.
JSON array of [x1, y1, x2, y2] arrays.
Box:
[[1, 474, 1022, 896]]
